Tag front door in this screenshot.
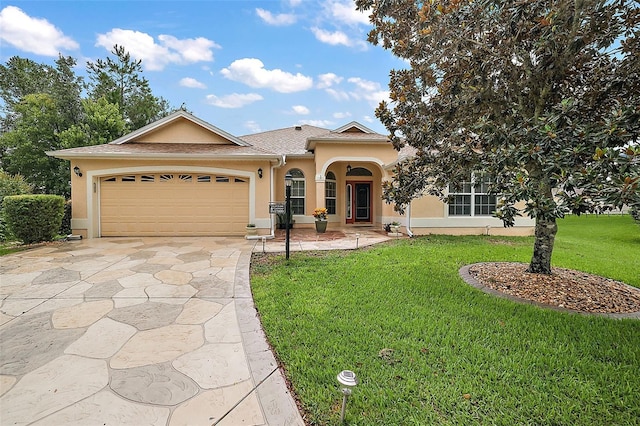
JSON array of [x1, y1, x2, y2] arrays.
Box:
[[346, 181, 371, 224]]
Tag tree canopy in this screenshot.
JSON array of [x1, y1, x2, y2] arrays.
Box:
[[357, 0, 639, 273], [0, 46, 171, 197]]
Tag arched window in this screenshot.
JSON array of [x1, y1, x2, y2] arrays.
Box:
[[288, 168, 305, 215], [346, 167, 372, 176], [325, 171, 337, 215]]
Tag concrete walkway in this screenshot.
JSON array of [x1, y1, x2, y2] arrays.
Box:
[[0, 230, 389, 425]]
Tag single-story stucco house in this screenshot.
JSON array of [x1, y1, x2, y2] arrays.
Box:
[[48, 110, 534, 239]]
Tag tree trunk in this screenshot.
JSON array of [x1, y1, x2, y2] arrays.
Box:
[[528, 215, 557, 274]]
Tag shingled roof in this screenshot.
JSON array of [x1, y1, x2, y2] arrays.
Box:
[[240, 125, 328, 156]]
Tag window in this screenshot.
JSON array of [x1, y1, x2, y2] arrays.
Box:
[[197, 175, 211, 183], [121, 175, 136, 182], [448, 173, 496, 216], [288, 168, 305, 215], [140, 175, 155, 182], [325, 171, 337, 215]]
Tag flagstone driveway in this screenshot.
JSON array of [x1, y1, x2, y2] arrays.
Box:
[[0, 237, 303, 426]]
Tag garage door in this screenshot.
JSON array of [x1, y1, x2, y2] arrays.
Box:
[[100, 173, 249, 236]]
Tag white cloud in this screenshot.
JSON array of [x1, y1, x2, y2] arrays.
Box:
[[244, 120, 262, 133], [328, 1, 370, 26], [317, 73, 343, 89], [299, 119, 334, 127], [221, 58, 313, 93], [311, 27, 351, 47], [347, 77, 389, 106], [179, 77, 206, 89], [311, 27, 368, 50], [0, 6, 78, 56], [95, 29, 219, 71], [292, 105, 310, 115], [333, 111, 352, 119], [256, 8, 297, 26], [288, 0, 303, 6], [205, 93, 263, 108], [326, 88, 350, 101], [363, 115, 375, 123]]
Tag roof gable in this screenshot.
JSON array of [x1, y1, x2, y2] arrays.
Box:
[[111, 110, 251, 146], [332, 121, 376, 134]]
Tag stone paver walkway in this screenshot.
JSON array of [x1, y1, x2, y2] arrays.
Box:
[[0, 230, 389, 425]]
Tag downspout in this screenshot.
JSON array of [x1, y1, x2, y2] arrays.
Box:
[[248, 155, 285, 241], [405, 201, 414, 238]]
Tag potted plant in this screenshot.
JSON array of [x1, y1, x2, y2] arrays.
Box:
[[313, 207, 328, 233], [245, 223, 258, 236]]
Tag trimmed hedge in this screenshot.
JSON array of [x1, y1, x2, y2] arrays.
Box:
[[2, 195, 65, 244]]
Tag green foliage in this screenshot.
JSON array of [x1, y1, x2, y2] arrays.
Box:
[[357, 0, 639, 273], [87, 44, 171, 130], [60, 199, 72, 236], [0, 171, 33, 241], [59, 97, 126, 148], [2, 194, 65, 244], [251, 216, 640, 425]]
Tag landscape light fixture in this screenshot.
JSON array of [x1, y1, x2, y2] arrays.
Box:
[[258, 168, 263, 179], [73, 166, 82, 177], [285, 172, 293, 260], [337, 370, 357, 423]]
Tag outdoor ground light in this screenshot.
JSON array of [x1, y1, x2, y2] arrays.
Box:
[[73, 166, 82, 177], [355, 233, 360, 249], [337, 370, 357, 423]]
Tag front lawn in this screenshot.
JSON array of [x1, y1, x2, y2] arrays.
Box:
[[251, 215, 640, 425]]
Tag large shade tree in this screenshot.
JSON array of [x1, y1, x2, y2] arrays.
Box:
[[356, 0, 639, 274]]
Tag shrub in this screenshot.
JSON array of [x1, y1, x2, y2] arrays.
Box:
[[2, 195, 65, 244], [60, 199, 72, 235], [631, 207, 640, 225], [0, 172, 33, 241]]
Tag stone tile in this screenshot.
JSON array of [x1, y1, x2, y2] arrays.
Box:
[[84, 279, 123, 299], [147, 256, 184, 265], [27, 297, 83, 315], [176, 299, 224, 324], [204, 302, 241, 343], [247, 349, 279, 385], [0, 375, 17, 397], [215, 267, 237, 284], [32, 267, 80, 285], [104, 258, 147, 271], [1, 298, 46, 316], [65, 317, 137, 358], [118, 272, 161, 288], [63, 259, 112, 272], [154, 269, 192, 285], [0, 355, 108, 425], [171, 259, 211, 273], [110, 324, 203, 369], [176, 252, 212, 263], [8, 261, 58, 274], [257, 371, 305, 426], [113, 288, 148, 308], [130, 262, 168, 274], [0, 311, 84, 376], [127, 249, 157, 260], [110, 362, 199, 405], [192, 266, 223, 278], [7, 281, 77, 300], [85, 269, 135, 284], [191, 275, 233, 298], [57, 282, 92, 298], [108, 301, 181, 330], [52, 300, 113, 329], [173, 343, 250, 389], [0, 312, 14, 326], [169, 380, 264, 426], [217, 390, 266, 426], [0, 271, 42, 293], [146, 284, 197, 303], [30, 389, 170, 426]]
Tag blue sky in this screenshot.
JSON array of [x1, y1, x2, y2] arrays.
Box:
[[0, 0, 405, 136]]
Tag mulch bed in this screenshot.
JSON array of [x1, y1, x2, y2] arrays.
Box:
[[468, 262, 640, 314]]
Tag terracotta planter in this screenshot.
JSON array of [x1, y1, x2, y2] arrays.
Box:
[[315, 220, 327, 233]]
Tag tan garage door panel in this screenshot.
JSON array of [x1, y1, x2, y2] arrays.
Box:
[[100, 173, 248, 236]]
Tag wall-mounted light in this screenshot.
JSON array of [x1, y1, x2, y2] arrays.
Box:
[[73, 166, 82, 177], [258, 168, 263, 179], [337, 370, 357, 423], [346, 164, 352, 173]]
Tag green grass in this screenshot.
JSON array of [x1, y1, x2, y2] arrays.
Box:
[[251, 215, 640, 425]]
